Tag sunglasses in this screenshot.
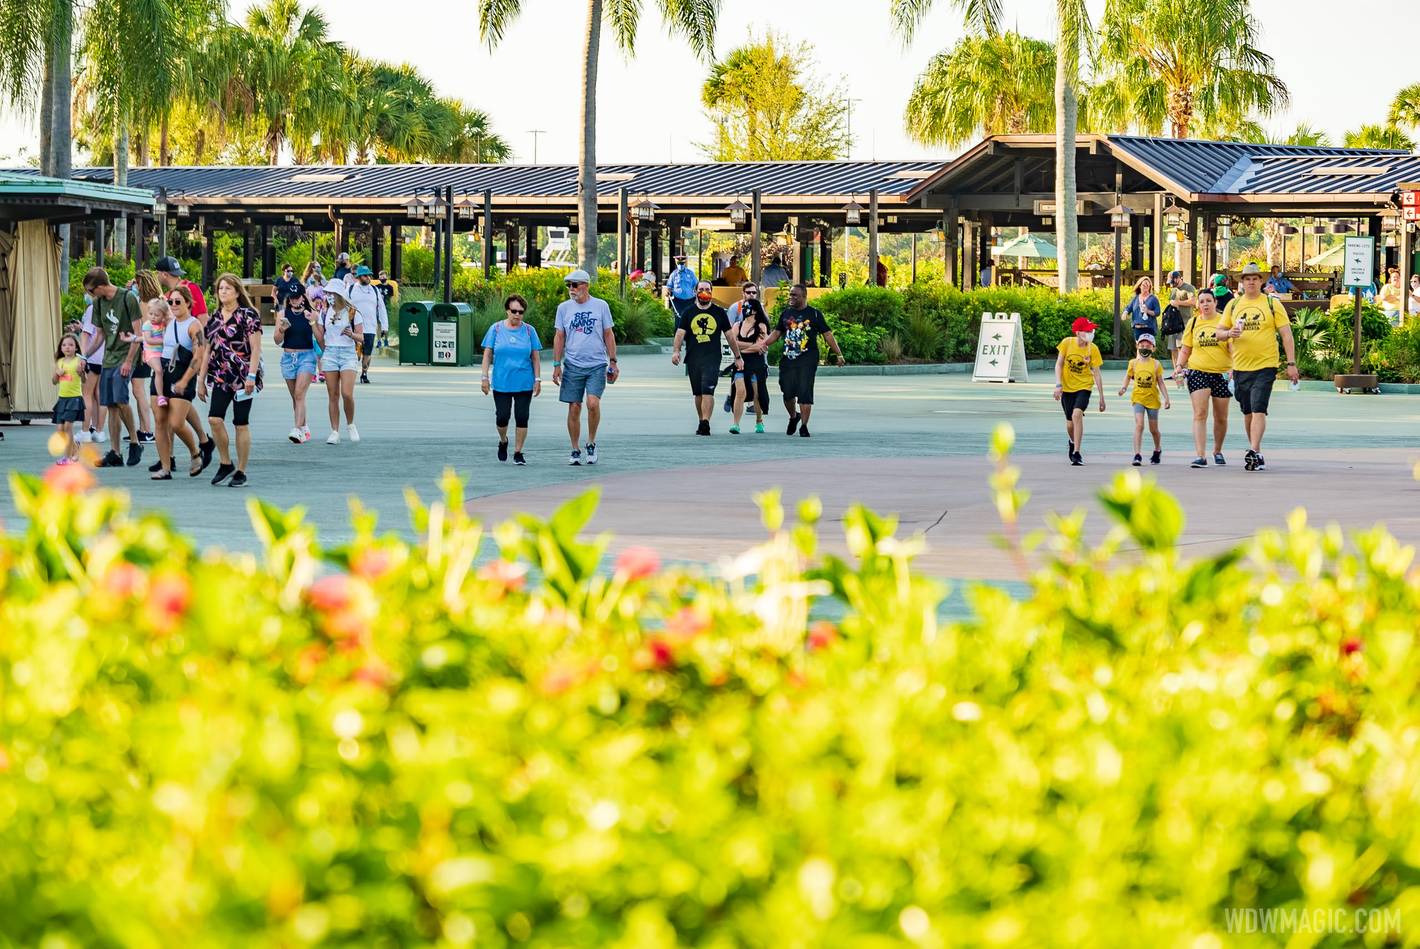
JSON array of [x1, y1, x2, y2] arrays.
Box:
[[565, 283, 584, 289], [507, 307, 525, 315], [166, 296, 185, 305], [743, 289, 759, 295]]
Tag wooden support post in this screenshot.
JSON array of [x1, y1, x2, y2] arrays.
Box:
[[650, 221, 663, 283], [911, 233, 918, 283], [432, 221, 442, 290], [525, 223, 539, 269], [259, 224, 271, 280], [943, 204, 958, 287], [1112, 223, 1123, 357], [1151, 193, 1164, 292], [1204, 214, 1218, 279], [201, 219, 214, 290], [1401, 223, 1413, 329], [443, 185, 454, 304], [750, 190, 763, 284], [371, 223, 384, 275], [242, 223, 255, 279], [819, 228, 831, 287], [95, 219, 106, 267], [481, 191, 494, 280], [392, 226, 405, 282], [617, 188, 628, 294], [963, 220, 976, 289], [505, 224, 516, 274], [868, 189, 880, 285]]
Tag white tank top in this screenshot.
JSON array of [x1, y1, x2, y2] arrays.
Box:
[[163, 316, 196, 360]]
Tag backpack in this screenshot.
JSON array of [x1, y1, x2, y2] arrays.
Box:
[[1161, 304, 1185, 336]]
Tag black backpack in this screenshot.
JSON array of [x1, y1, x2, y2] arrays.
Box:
[[1161, 304, 1185, 336]]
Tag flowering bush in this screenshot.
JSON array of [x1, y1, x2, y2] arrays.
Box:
[[1, 448, 1416, 946]]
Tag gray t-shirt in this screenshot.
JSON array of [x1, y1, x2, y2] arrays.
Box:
[[555, 295, 613, 368]]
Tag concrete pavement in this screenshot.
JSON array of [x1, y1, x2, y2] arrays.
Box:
[[4, 342, 1418, 581]]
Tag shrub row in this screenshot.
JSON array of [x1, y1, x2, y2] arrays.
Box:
[[1, 456, 1415, 945]]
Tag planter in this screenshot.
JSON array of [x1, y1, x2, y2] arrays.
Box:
[[1333, 373, 1380, 394]]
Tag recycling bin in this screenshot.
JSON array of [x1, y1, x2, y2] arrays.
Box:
[[399, 300, 434, 365], [430, 302, 474, 367]]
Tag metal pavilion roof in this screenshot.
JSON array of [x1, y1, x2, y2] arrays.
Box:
[[55, 160, 944, 205], [0, 170, 156, 219]]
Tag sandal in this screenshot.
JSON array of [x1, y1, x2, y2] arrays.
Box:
[[188, 454, 203, 477], [150, 469, 173, 481]]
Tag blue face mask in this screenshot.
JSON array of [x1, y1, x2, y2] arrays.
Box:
[[83, 294, 93, 306]]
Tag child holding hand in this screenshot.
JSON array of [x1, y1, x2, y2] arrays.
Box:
[[1119, 332, 1171, 466], [126, 298, 172, 406]]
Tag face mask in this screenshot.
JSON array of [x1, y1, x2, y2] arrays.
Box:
[[1139, 348, 1153, 357], [696, 291, 712, 303], [1082, 331, 1096, 343]]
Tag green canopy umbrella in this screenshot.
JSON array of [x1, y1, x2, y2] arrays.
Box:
[[994, 232, 1059, 259], [1306, 243, 1344, 268]]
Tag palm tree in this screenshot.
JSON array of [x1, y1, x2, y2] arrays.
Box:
[[904, 32, 1055, 147], [1095, 0, 1288, 139], [1284, 123, 1331, 147], [893, 0, 1087, 292], [239, 0, 342, 164], [1388, 83, 1420, 132], [1343, 124, 1415, 151], [479, 0, 721, 275]]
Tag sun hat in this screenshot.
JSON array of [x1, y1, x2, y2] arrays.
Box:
[[324, 283, 348, 303], [1239, 262, 1263, 277], [354, 265, 372, 277], [1071, 317, 1097, 333], [565, 269, 592, 285]]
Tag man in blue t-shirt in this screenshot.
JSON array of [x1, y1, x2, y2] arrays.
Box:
[[553, 269, 619, 467], [1264, 265, 1294, 295]]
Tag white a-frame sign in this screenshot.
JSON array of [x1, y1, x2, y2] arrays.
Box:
[[971, 311, 1029, 383]]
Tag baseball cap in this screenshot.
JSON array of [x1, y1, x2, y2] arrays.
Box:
[[673, 254, 687, 261], [1136, 333, 1156, 345], [355, 265, 372, 277], [337, 252, 351, 262], [1168, 270, 1182, 280], [565, 269, 592, 285], [1071, 317, 1097, 333], [154, 256, 184, 276]]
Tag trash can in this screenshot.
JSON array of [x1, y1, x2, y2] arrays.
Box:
[[430, 302, 474, 366], [399, 301, 434, 365]]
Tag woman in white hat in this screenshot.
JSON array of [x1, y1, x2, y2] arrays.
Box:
[[313, 282, 363, 444]]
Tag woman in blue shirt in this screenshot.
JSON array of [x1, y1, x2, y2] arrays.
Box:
[[1124, 276, 1161, 342], [480, 294, 543, 465]]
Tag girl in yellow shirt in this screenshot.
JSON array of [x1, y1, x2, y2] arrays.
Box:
[[51, 333, 85, 465], [1118, 333, 1171, 466]]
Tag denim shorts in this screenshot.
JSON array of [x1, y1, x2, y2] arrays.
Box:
[[559, 362, 608, 404], [98, 366, 130, 406], [281, 349, 319, 380], [1132, 404, 1160, 420], [321, 349, 361, 374]]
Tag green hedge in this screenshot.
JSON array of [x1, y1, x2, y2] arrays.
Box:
[[2, 445, 1415, 945], [452, 269, 673, 346]]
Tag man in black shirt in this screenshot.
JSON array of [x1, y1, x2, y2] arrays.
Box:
[[672, 280, 744, 435], [273, 264, 303, 309], [761, 284, 844, 438]]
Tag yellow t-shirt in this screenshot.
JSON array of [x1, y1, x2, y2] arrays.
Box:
[[720, 265, 748, 285], [56, 356, 83, 397], [1219, 296, 1289, 372], [1128, 356, 1164, 409], [1057, 338, 1102, 392], [1183, 315, 1231, 373]]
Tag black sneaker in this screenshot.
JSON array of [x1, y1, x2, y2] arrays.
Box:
[[1150, 450, 1161, 465], [799, 427, 811, 438], [149, 460, 165, 473], [1254, 454, 1266, 472], [1132, 453, 1143, 467], [228, 471, 248, 487], [723, 395, 733, 414], [513, 451, 526, 466], [137, 430, 156, 444], [98, 450, 124, 468], [497, 440, 508, 462], [200, 439, 215, 472], [1191, 457, 1208, 468], [787, 414, 800, 436], [1244, 449, 1258, 471], [1068, 439, 1075, 458], [211, 462, 235, 485], [697, 419, 711, 436], [1070, 451, 1084, 466], [126, 442, 143, 466]]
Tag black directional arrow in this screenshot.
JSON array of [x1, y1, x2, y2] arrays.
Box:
[[989, 359, 999, 366], [992, 333, 1003, 340]]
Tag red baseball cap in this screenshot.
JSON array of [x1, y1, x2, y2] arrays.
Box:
[[1072, 317, 1098, 333]]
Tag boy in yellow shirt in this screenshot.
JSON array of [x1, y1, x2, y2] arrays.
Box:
[[1053, 317, 1106, 466], [1118, 333, 1171, 466]]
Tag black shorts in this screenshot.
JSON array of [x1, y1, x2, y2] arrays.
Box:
[[1060, 388, 1092, 417], [362, 334, 375, 356], [493, 389, 533, 428], [53, 396, 85, 423], [157, 369, 198, 402], [778, 357, 818, 405], [1186, 370, 1232, 399], [208, 385, 254, 426], [1232, 368, 1276, 415], [686, 352, 720, 396], [131, 360, 152, 380]]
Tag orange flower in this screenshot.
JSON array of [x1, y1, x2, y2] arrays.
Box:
[[44, 460, 94, 495], [614, 546, 661, 581], [352, 548, 393, 580], [103, 563, 146, 600], [293, 644, 328, 684], [307, 575, 355, 613], [664, 607, 709, 641], [144, 573, 192, 634], [807, 621, 838, 652], [478, 559, 527, 595], [352, 661, 392, 689], [633, 637, 676, 671], [539, 663, 581, 695]]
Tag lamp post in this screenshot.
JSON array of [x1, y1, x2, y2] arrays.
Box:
[[1109, 203, 1128, 356]]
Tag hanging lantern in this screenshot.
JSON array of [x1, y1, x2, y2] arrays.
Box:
[[455, 193, 479, 221], [1108, 204, 1130, 230], [724, 197, 749, 225], [841, 198, 863, 225], [1164, 201, 1184, 229], [630, 193, 658, 222]]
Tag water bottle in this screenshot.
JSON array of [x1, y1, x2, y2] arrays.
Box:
[[1290, 380, 1300, 393]]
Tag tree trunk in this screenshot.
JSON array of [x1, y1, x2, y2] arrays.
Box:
[[1261, 219, 1282, 267], [1054, 33, 1078, 295], [113, 105, 130, 256], [194, 127, 206, 165], [136, 124, 150, 166], [52, 0, 73, 292], [159, 112, 170, 166], [577, 0, 603, 275], [39, 46, 54, 175]]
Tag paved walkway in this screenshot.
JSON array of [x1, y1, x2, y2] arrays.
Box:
[[3, 344, 1417, 580]]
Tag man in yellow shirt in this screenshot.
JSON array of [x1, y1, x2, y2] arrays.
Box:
[[719, 255, 748, 286], [1053, 316, 1106, 466], [1218, 262, 1299, 472]]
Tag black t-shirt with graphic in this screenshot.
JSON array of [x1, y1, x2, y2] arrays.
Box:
[[776, 306, 830, 363], [679, 304, 730, 359]]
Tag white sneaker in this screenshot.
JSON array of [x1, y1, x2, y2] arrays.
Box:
[[288, 427, 303, 444], [347, 424, 360, 444], [75, 430, 91, 443], [93, 430, 108, 443], [585, 443, 598, 465], [326, 431, 340, 445], [301, 426, 311, 442], [568, 449, 582, 466]]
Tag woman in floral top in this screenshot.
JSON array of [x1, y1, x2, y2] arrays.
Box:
[[199, 273, 263, 488]]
